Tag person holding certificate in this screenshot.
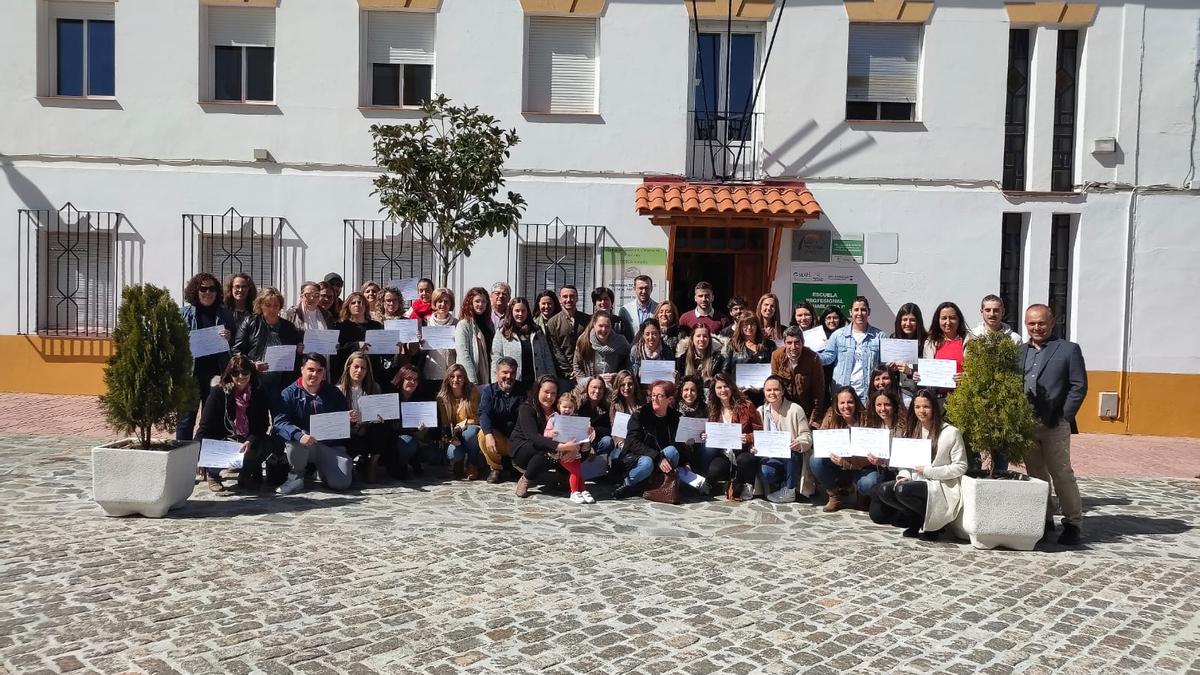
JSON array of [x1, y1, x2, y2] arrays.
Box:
[[542, 391, 593, 504], [438, 364, 485, 481], [869, 366, 912, 409], [676, 375, 708, 419], [628, 319, 675, 383], [416, 287, 458, 400], [922, 301, 970, 393], [334, 292, 382, 384], [511, 376, 582, 498], [575, 376, 616, 477], [394, 365, 432, 479], [676, 324, 724, 390], [863, 389, 907, 525], [818, 297, 884, 404], [608, 370, 643, 420], [723, 316, 776, 407], [493, 297, 558, 391], [337, 352, 402, 484], [271, 354, 354, 495], [571, 311, 631, 384], [376, 288, 420, 391], [754, 376, 813, 504], [286, 281, 335, 333], [196, 355, 275, 493], [232, 287, 302, 399], [887, 303, 928, 391], [405, 278, 436, 322], [810, 387, 873, 513], [770, 326, 826, 424], [614, 380, 684, 500], [699, 373, 763, 501], [178, 272, 238, 442], [875, 389, 967, 540]]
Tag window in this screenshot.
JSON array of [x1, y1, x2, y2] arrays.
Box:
[[208, 7, 275, 103], [846, 23, 920, 121], [1048, 214, 1074, 339], [47, 1, 115, 97], [999, 213, 1024, 326], [524, 16, 598, 114], [17, 204, 121, 336], [345, 220, 438, 288], [510, 221, 605, 302], [689, 29, 762, 181], [365, 11, 435, 107], [1003, 29, 1031, 191], [1051, 30, 1080, 192], [182, 210, 282, 292]]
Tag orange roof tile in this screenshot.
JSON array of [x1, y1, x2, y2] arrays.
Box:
[[635, 179, 822, 220]]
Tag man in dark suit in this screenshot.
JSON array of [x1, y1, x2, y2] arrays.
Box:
[[1021, 304, 1088, 545]]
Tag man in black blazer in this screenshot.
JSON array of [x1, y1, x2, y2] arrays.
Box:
[[1021, 304, 1088, 545]]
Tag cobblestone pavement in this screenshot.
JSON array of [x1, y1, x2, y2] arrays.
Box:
[[2, 393, 1198, 479], [1, 434, 1199, 675]]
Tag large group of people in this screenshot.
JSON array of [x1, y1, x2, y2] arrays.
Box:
[[179, 271, 1088, 546]]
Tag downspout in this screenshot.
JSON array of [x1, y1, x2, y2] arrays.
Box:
[[1116, 5, 1147, 432]]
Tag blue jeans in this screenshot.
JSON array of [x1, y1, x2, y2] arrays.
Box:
[[810, 457, 880, 495], [397, 434, 419, 467], [446, 425, 486, 468], [992, 451, 1010, 474], [760, 453, 803, 489], [624, 446, 680, 487], [594, 435, 616, 460]]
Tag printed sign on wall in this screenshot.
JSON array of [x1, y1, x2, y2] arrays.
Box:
[[602, 247, 667, 306], [791, 267, 858, 314]]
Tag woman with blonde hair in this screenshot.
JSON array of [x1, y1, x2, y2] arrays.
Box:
[[755, 293, 786, 343], [438, 363, 484, 480], [337, 351, 400, 483], [676, 324, 724, 388]]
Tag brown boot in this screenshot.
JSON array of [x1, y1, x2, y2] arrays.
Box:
[[465, 464, 481, 481], [450, 460, 466, 480], [823, 489, 848, 513], [514, 475, 530, 498], [486, 469, 502, 484]]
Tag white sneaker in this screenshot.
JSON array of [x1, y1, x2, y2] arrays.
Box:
[[767, 487, 796, 504], [276, 473, 304, 495], [569, 491, 587, 504], [580, 490, 595, 504]]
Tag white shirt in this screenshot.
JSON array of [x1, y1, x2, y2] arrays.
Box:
[[849, 329, 867, 398], [301, 310, 326, 332]]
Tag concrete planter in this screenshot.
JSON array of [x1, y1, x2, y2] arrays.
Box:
[[92, 440, 200, 517], [956, 475, 1050, 551]]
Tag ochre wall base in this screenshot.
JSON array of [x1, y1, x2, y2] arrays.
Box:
[[0, 336, 1196, 437]]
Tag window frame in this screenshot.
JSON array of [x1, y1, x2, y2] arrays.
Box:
[[43, 2, 116, 100], [212, 45, 275, 103], [361, 9, 436, 110], [522, 15, 601, 115], [204, 6, 277, 105], [844, 22, 923, 123]]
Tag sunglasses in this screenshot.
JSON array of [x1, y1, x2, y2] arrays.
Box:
[[199, 286, 218, 293], [230, 371, 250, 379]]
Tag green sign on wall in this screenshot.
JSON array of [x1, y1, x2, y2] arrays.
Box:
[[791, 269, 858, 313]]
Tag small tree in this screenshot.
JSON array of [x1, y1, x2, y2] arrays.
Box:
[[100, 285, 197, 449], [370, 95, 526, 288], [945, 331, 1038, 477]]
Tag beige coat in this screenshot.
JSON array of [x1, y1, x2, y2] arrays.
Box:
[[756, 399, 816, 496], [901, 423, 968, 531]]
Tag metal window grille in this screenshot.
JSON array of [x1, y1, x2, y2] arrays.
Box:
[[343, 219, 438, 290], [1048, 214, 1073, 340], [182, 208, 283, 293], [999, 213, 1024, 326], [1003, 28, 1031, 191], [1051, 30, 1079, 192], [508, 219, 605, 303], [17, 203, 123, 336]]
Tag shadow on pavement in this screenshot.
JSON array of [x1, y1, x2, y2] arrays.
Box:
[[172, 495, 365, 518], [1082, 496, 1134, 508], [1074, 514, 1191, 545]]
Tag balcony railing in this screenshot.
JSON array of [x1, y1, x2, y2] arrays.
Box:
[[688, 109, 763, 182]]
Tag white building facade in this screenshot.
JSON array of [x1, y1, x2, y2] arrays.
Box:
[[1, 0, 1198, 437]]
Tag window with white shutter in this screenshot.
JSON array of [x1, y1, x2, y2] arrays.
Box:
[[845, 23, 920, 121], [207, 6, 276, 102], [366, 11, 435, 107], [524, 16, 598, 114]]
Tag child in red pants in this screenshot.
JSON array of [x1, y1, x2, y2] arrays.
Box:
[[544, 392, 594, 504]]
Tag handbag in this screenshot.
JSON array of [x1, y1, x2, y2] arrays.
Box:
[[642, 469, 680, 504]]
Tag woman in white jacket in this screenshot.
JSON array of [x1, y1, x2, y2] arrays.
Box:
[[877, 388, 968, 540], [454, 287, 492, 385], [753, 375, 814, 503]]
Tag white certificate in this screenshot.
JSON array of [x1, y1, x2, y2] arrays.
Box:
[[264, 344, 297, 372], [386, 278, 420, 303], [735, 363, 773, 389], [889, 437, 932, 469], [675, 416, 706, 443], [704, 422, 743, 450], [188, 325, 229, 358], [637, 360, 675, 383], [198, 438, 243, 469], [358, 393, 400, 422], [364, 329, 402, 352], [803, 327, 828, 351], [753, 430, 792, 459], [849, 426, 891, 458], [401, 401, 438, 428], [611, 411, 631, 439], [301, 328, 340, 355], [309, 411, 350, 441], [420, 325, 455, 350], [917, 358, 958, 389], [880, 338, 919, 365], [552, 415, 591, 443], [384, 319, 420, 344], [812, 428, 850, 458]]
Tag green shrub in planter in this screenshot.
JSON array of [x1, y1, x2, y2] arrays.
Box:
[[99, 284, 197, 449], [945, 331, 1037, 477]]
